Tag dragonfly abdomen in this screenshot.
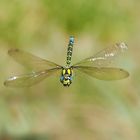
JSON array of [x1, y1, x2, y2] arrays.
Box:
[[66, 36, 74, 66]]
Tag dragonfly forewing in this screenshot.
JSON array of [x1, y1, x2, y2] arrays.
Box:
[[74, 66, 129, 80], [4, 68, 61, 87]]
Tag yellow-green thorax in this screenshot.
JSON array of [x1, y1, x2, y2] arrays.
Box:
[[60, 67, 73, 86]]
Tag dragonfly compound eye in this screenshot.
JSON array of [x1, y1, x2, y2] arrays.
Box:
[[60, 74, 72, 86], [60, 76, 64, 82]]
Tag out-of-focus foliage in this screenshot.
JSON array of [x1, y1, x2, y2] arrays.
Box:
[[0, 0, 140, 139]]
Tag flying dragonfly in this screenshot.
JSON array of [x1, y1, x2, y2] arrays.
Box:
[[4, 36, 129, 87]]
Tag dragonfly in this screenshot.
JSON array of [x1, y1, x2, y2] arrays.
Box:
[[4, 36, 129, 87]]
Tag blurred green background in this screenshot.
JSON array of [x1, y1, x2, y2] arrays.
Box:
[[0, 0, 140, 139]]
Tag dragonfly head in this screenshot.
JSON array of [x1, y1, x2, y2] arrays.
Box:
[[60, 68, 73, 87]]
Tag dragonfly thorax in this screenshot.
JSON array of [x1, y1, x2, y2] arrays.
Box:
[[60, 67, 73, 87]]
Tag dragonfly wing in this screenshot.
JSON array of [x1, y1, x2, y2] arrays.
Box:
[[74, 66, 129, 80], [73, 42, 128, 67], [4, 68, 61, 87], [8, 49, 61, 71]]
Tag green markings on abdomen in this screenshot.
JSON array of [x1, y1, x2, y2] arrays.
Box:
[[66, 36, 74, 66]]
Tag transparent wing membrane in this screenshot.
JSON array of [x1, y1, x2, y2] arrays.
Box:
[[73, 42, 128, 67], [4, 68, 61, 87], [8, 49, 61, 71], [75, 66, 129, 80], [4, 39, 129, 87]]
